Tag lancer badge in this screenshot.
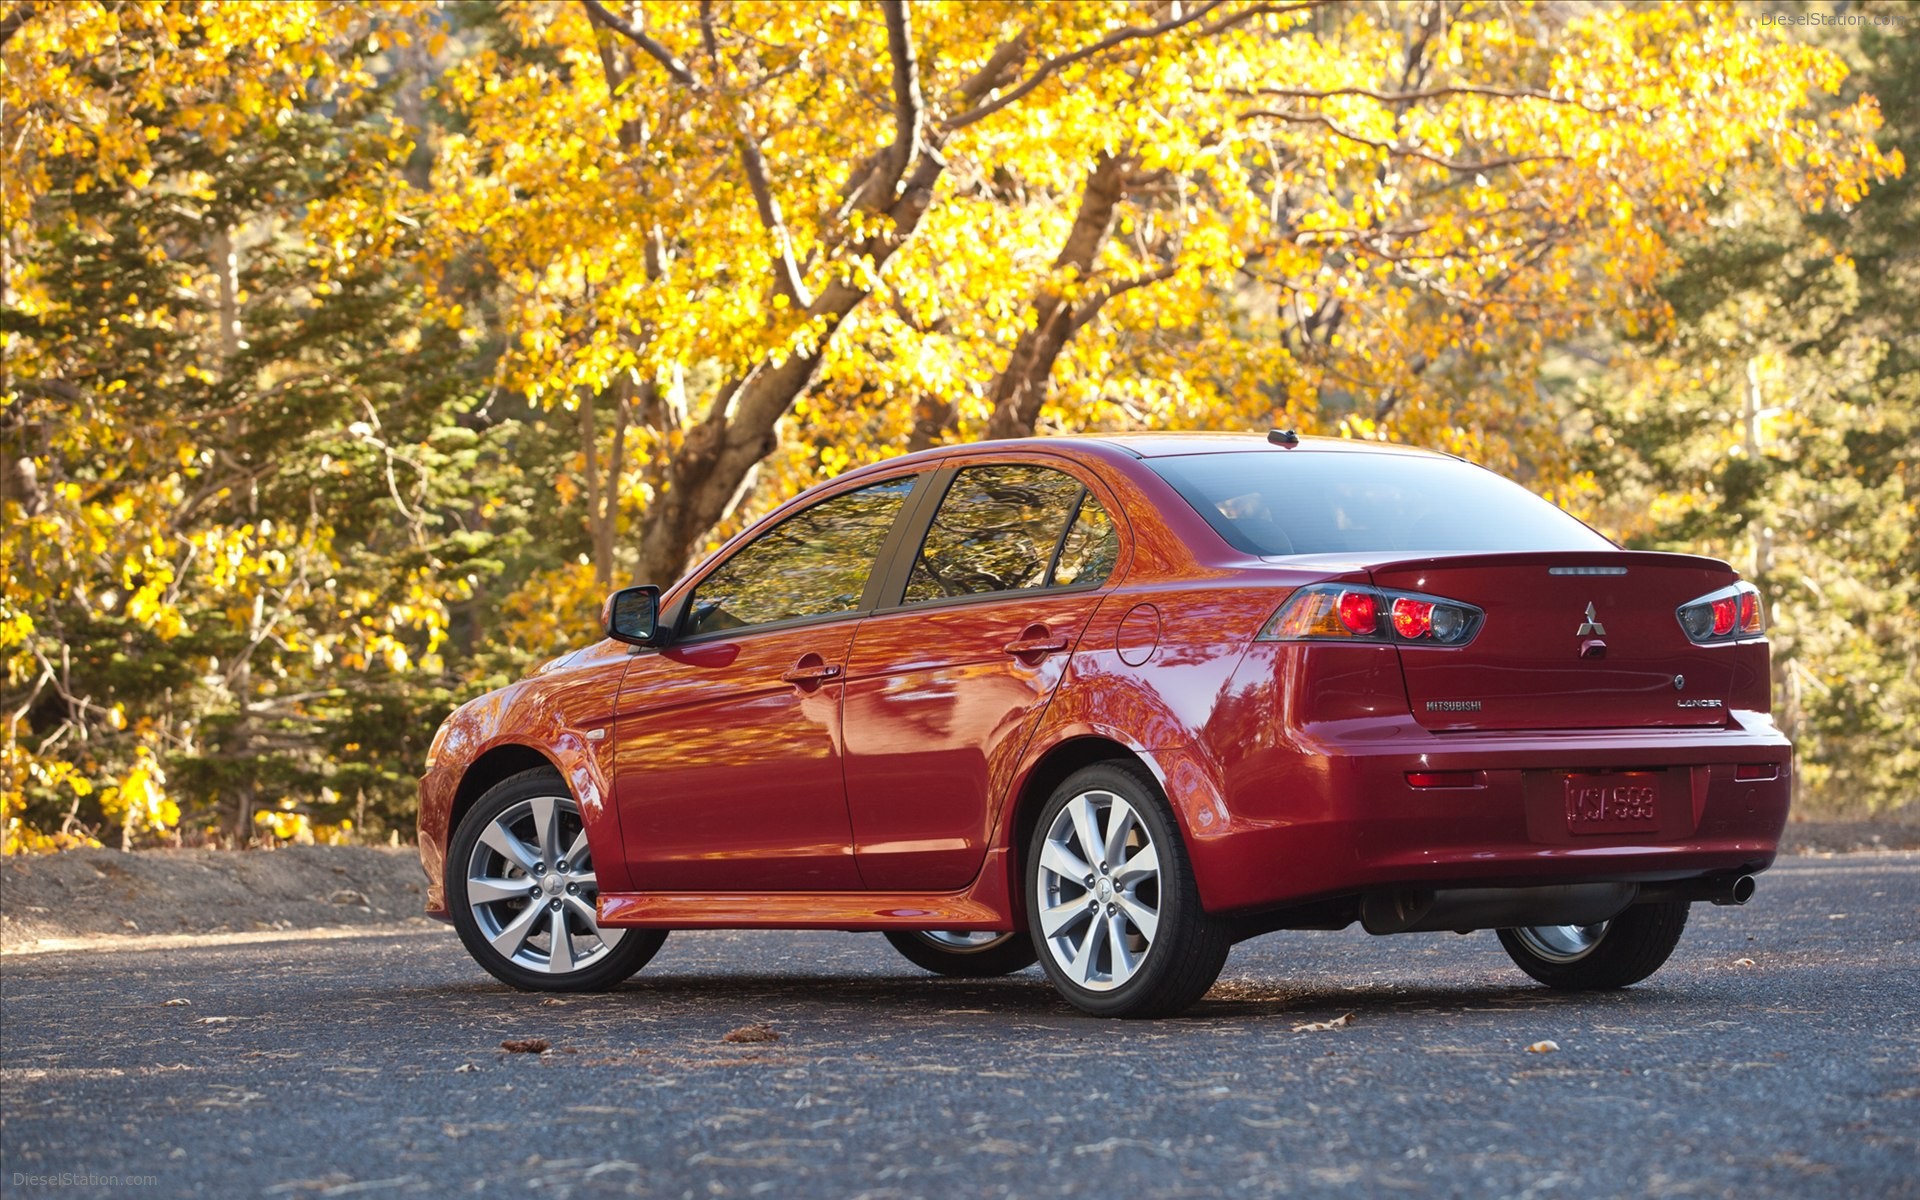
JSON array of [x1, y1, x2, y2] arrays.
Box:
[[1576, 602, 1606, 637]]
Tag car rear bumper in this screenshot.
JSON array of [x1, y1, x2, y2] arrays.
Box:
[[1189, 709, 1792, 915]]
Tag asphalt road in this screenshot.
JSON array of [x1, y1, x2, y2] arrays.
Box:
[[3, 855, 1915, 1200]]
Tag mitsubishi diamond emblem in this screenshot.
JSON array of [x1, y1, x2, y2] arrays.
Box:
[[1576, 602, 1606, 637]]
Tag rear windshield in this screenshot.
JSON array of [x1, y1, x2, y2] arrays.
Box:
[[1145, 451, 1614, 557]]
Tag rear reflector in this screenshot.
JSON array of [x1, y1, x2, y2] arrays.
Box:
[[1734, 764, 1779, 781], [1406, 771, 1480, 789]]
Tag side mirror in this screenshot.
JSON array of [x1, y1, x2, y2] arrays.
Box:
[[603, 585, 663, 646]]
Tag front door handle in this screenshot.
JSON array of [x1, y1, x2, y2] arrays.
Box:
[[1004, 626, 1071, 660], [781, 655, 843, 686]]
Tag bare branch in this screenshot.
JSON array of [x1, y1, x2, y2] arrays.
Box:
[[879, 0, 926, 186], [580, 0, 700, 89], [954, 34, 1030, 111], [1070, 263, 1182, 333], [735, 128, 813, 306], [837, 0, 933, 219], [0, 2, 35, 48], [1235, 82, 1624, 115], [950, 1, 1324, 131], [1243, 108, 1565, 173]]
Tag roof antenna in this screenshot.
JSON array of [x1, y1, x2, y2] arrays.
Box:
[[1267, 428, 1300, 447]]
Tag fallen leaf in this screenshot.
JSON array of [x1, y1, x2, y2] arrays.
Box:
[[1526, 1040, 1560, 1054], [500, 1038, 550, 1054], [163, 998, 191, 1007], [722, 1023, 779, 1044], [1291, 1013, 1353, 1033], [1734, 957, 1757, 967]]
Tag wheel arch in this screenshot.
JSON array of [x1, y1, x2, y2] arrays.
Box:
[[1002, 735, 1145, 917], [450, 744, 562, 847]]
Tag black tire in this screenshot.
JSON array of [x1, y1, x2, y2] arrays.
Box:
[[448, 767, 667, 992], [1497, 901, 1690, 990], [1024, 761, 1230, 1018], [884, 930, 1038, 977]]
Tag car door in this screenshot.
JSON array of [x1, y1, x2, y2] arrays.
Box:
[[841, 460, 1124, 890], [611, 475, 920, 891]]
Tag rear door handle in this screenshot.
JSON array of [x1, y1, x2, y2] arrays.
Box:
[[781, 659, 843, 685], [1004, 627, 1071, 659]]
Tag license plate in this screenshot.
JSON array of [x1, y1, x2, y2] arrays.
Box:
[[1561, 772, 1661, 835]]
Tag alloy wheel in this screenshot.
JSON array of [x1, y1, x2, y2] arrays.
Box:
[[1511, 922, 1609, 964], [463, 794, 625, 975], [1033, 788, 1161, 992]]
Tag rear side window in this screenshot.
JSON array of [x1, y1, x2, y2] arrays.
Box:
[[905, 464, 1116, 603], [1146, 451, 1614, 556], [686, 477, 914, 635]]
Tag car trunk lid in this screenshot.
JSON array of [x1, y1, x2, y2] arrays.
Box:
[[1367, 551, 1741, 732]]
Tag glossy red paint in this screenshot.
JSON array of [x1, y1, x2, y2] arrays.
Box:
[[610, 620, 862, 890], [419, 433, 1790, 943]]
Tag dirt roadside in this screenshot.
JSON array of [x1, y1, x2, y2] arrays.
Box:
[[1, 845, 436, 953], [3, 820, 1916, 954]]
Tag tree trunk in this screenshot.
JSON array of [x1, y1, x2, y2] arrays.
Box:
[[984, 153, 1132, 441], [628, 162, 945, 585]]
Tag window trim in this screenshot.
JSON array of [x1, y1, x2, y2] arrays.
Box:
[[664, 469, 938, 646], [870, 459, 1124, 616]]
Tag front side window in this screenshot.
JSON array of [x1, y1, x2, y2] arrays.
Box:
[[685, 477, 914, 636], [905, 464, 1116, 604]]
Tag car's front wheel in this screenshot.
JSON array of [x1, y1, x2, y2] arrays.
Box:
[[884, 930, 1037, 977], [448, 768, 666, 992], [1024, 762, 1229, 1018], [1497, 901, 1689, 990]]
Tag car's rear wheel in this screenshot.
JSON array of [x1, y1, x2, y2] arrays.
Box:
[[884, 930, 1037, 977], [1025, 762, 1229, 1018], [448, 768, 666, 992], [1497, 901, 1689, 990]]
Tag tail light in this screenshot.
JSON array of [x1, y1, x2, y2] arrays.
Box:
[[1677, 582, 1765, 644], [1259, 585, 1483, 646]]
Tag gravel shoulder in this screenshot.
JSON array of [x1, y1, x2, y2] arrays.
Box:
[[2, 817, 1914, 953], [0, 845, 435, 952]]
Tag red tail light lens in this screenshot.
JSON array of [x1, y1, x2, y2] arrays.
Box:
[[1259, 586, 1483, 645], [1339, 591, 1378, 634], [1391, 597, 1433, 639], [1677, 582, 1764, 644], [1711, 596, 1737, 636]]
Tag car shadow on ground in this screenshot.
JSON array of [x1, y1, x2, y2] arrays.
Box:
[[416, 969, 1704, 1028]]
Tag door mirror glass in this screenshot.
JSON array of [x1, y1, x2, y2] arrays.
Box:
[[604, 585, 662, 646]]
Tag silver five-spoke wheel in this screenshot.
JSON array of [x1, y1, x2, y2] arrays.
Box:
[[465, 793, 623, 975], [1035, 788, 1162, 992]]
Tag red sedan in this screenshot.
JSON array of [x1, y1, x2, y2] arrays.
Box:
[[418, 433, 1790, 1017]]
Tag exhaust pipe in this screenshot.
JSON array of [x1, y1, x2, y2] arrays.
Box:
[[1637, 874, 1756, 907], [1361, 882, 1638, 936]]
